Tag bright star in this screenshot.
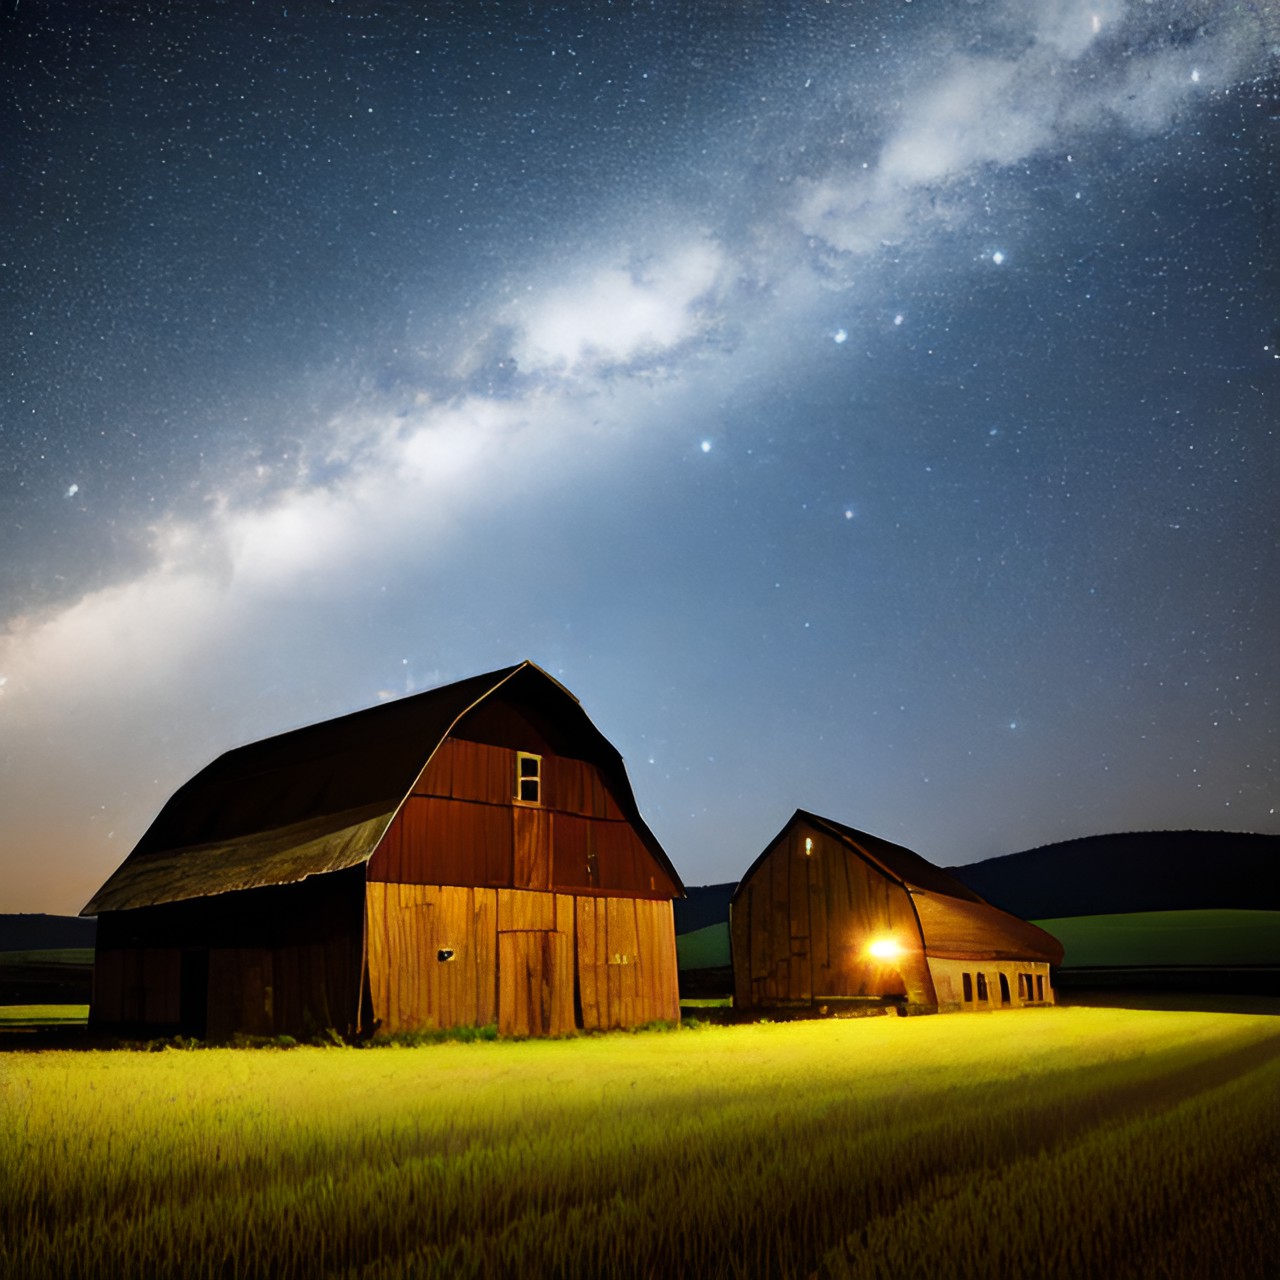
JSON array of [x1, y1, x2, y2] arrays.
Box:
[[833, 328, 848, 344], [700, 440, 712, 453]]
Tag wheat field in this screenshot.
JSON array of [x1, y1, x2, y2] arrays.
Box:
[[2, 1007, 1277, 1278]]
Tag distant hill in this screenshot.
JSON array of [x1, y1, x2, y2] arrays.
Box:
[[947, 831, 1278, 920], [0, 914, 97, 952], [674, 884, 736, 935]]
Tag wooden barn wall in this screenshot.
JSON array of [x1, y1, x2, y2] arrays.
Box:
[[731, 825, 935, 1011], [575, 895, 679, 1031], [366, 883, 678, 1036], [90, 867, 364, 1039], [367, 737, 676, 898]]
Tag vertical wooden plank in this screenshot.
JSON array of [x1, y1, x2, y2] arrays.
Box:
[[654, 900, 680, 1022], [89, 948, 125, 1027], [433, 885, 466, 1028], [633, 898, 677, 1024], [547, 929, 574, 1036], [365, 880, 387, 1031], [809, 836, 829, 986], [789, 836, 811, 1002], [575, 896, 601, 1030], [474, 888, 497, 1026], [497, 932, 526, 1037], [514, 807, 551, 890], [604, 897, 641, 1028]]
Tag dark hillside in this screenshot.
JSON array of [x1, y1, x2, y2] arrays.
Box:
[[673, 883, 736, 935], [947, 831, 1278, 920], [0, 914, 97, 952]]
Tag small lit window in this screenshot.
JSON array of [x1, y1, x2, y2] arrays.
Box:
[[962, 972, 973, 1003], [515, 751, 541, 804]]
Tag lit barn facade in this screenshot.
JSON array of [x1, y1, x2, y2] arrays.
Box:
[[730, 811, 1062, 1014], [83, 662, 684, 1040]]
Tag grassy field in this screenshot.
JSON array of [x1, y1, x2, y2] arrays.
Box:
[[2, 1008, 1277, 1279], [675, 921, 731, 970], [1033, 909, 1280, 967], [0, 1005, 88, 1026], [0, 949, 96, 968]]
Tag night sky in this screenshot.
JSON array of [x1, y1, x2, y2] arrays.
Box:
[[2, 1, 1277, 916]]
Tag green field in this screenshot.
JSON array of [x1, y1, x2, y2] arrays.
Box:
[[3, 1008, 1277, 1278], [0, 1005, 88, 1026], [675, 921, 731, 970], [1033, 909, 1280, 968], [0, 948, 95, 968]]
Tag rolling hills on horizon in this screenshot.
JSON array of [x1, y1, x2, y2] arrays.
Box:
[[944, 830, 1278, 920]]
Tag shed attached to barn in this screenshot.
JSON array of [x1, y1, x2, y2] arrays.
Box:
[[82, 661, 684, 1040], [730, 811, 1062, 1014]]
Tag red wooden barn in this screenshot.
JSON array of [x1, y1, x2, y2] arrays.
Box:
[[731, 811, 1063, 1014], [82, 662, 684, 1039]]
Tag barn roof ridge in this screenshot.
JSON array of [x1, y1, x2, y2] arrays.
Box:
[[82, 660, 679, 916], [731, 808, 991, 907], [797, 810, 991, 904], [731, 808, 1065, 970]]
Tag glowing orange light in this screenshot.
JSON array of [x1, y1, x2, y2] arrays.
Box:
[[868, 938, 903, 960]]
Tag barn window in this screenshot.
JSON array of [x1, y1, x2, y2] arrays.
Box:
[[515, 752, 541, 804], [1036, 973, 1045, 1001], [1020, 972, 1033, 1001], [962, 972, 973, 1002], [976, 973, 988, 1002], [998, 973, 1011, 1005]]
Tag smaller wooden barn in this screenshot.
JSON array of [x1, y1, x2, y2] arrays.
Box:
[[731, 811, 1063, 1014], [82, 661, 684, 1040]]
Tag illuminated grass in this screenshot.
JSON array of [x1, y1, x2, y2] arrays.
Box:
[[2, 1009, 1277, 1279], [0, 1005, 89, 1025]]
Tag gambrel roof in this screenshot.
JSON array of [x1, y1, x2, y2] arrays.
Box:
[[733, 810, 1064, 965], [83, 661, 681, 915]]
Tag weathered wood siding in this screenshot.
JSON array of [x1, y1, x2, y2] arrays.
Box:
[[90, 868, 364, 1039], [575, 895, 680, 1030], [731, 822, 935, 1011], [90, 946, 182, 1028], [366, 737, 676, 898], [366, 883, 678, 1035]]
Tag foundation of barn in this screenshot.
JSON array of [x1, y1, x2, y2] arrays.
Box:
[[927, 958, 1055, 1012]]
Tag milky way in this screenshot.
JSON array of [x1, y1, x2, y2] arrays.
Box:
[[2, 1, 1277, 913]]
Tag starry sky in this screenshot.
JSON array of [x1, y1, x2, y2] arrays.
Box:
[[2, 0, 1277, 916]]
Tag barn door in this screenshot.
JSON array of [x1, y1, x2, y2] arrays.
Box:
[[498, 930, 572, 1036]]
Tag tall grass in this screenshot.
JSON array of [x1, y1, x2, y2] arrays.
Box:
[[2, 1008, 1276, 1278]]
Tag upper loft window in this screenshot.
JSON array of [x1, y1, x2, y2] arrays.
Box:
[[515, 752, 542, 804]]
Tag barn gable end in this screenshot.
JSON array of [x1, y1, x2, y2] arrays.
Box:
[[82, 662, 684, 1040], [730, 811, 1062, 1015]]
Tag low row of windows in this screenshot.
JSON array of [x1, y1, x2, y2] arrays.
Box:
[[960, 970, 1045, 1005]]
